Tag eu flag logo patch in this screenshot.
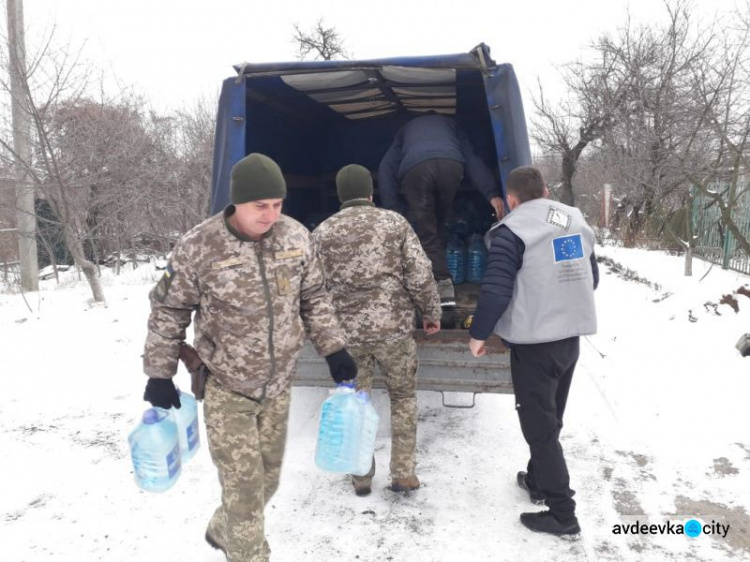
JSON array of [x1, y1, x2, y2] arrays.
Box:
[[552, 234, 584, 262]]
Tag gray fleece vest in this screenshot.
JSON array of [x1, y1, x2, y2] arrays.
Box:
[[491, 198, 597, 344]]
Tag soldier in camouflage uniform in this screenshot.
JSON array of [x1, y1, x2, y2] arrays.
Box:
[[141, 153, 358, 562], [312, 164, 442, 496]]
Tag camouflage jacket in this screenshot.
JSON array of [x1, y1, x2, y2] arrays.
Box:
[[312, 201, 441, 345], [143, 208, 346, 400]]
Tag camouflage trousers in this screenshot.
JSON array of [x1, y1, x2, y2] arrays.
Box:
[[203, 376, 291, 562], [349, 336, 419, 486]]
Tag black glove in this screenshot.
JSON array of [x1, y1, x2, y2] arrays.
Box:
[[143, 378, 181, 409], [325, 349, 358, 384]]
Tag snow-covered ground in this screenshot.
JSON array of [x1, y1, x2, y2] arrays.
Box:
[[1, 246, 749, 561]]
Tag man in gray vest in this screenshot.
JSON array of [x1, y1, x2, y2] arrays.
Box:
[[468, 166, 599, 536]]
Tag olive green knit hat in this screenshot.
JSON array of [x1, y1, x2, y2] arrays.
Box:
[[336, 164, 373, 203], [230, 153, 287, 204]]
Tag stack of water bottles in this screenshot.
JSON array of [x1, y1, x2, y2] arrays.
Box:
[[447, 233, 488, 285], [466, 234, 488, 283], [128, 388, 201, 492], [315, 383, 379, 476], [446, 238, 466, 285]]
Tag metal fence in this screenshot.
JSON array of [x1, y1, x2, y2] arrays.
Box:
[[693, 188, 750, 275]]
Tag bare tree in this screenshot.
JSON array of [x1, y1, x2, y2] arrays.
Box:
[[534, 1, 711, 253], [0, 20, 216, 297], [0, 28, 177, 301], [683, 3, 750, 258], [0, 32, 110, 301], [602, 2, 709, 244], [132, 96, 214, 257], [292, 19, 349, 61], [171, 96, 215, 230], [533, 48, 626, 206]]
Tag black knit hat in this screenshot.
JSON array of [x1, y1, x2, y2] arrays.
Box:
[[336, 164, 373, 203], [230, 153, 287, 204]]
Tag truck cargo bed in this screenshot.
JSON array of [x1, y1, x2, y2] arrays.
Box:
[[294, 331, 512, 395]]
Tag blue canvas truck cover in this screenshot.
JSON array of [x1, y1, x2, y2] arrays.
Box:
[[210, 43, 531, 214]]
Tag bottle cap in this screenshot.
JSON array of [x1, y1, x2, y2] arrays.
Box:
[[142, 408, 167, 424]]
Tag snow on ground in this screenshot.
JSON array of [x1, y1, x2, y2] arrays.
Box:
[[1, 247, 749, 561]]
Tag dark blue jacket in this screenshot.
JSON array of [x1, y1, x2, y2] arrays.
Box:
[[378, 114, 499, 211], [469, 225, 600, 342]]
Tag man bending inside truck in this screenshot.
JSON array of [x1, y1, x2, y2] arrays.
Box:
[[313, 164, 442, 496], [378, 112, 504, 307]]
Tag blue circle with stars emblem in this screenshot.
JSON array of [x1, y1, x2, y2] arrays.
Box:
[[560, 238, 578, 258]]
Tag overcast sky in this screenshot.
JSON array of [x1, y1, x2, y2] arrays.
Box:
[[4, 0, 741, 115]]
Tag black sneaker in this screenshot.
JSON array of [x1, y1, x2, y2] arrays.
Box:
[[516, 471, 546, 505], [520, 511, 581, 536]]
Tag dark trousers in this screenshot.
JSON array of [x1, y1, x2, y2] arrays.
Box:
[[402, 158, 464, 281], [510, 337, 579, 519]]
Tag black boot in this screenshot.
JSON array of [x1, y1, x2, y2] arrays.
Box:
[[520, 511, 581, 536], [389, 475, 420, 493], [352, 480, 372, 496], [516, 471, 545, 505], [205, 530, 227, 554]]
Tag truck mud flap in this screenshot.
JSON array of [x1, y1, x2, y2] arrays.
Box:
[[293, 330, 512, 395]]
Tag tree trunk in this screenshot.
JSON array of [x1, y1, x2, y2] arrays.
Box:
[[62, 225, 106, 303], [684, 194, 694, 277], [560, 152, 576, 206], [79, 258, 106, 303], [684, 246, 692, 276], [37, 229, 60, 283], [643, 184, 657, 222], [624, 203, 642, 248]]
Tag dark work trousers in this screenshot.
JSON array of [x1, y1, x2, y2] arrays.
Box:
[[401, 158, 464, 281], [510, 336, 579, 520]]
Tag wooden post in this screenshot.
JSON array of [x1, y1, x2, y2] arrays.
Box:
[[6, 0, 39, 290]]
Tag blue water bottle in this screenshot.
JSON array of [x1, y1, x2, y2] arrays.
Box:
[[128, 408, 182, 492], [171, 389, 200, 462], [466, 234, 487, 283], [315, 383, 363, 473], [353, 391, 380, 476], [446, 238, 466, 284]]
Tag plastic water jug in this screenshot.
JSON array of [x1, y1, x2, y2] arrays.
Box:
[[315, 383, 363, 473], [171, 390, 200, 462], [466, 234, 487, 283], [353, 391, 379, 476], [446, 238, 466, 284], [128, 408, 181, 492]]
